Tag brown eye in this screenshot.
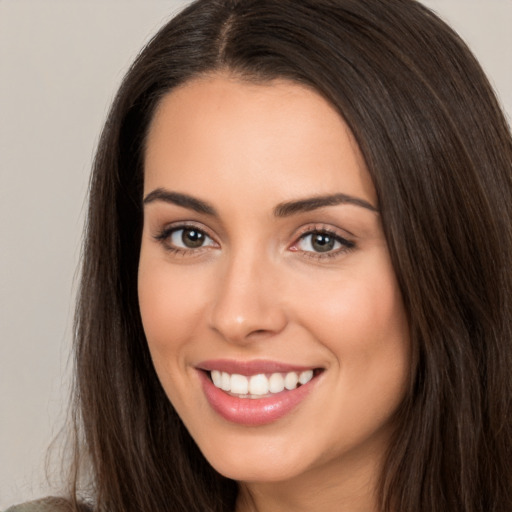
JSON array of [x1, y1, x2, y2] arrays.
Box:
[[181, 228, 205, 248], [295, 230, 354, 256], [310, 233, 336, 252], [297, 231, 341, 253], [168, 227, 215, 249]]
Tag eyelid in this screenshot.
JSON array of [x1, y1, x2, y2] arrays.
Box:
[[152, 220, 355, 259], [170, 227, 216, 248], [291, 223, 353, 242], [289, 223, 356, 258], [153, 221, 219, 253]]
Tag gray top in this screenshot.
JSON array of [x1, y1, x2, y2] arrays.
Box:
[[4, 498, 76, 512]]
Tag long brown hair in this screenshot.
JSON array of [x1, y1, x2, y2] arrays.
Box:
[[71, 1, 512, 511]]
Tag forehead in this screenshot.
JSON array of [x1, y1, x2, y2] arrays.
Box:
[[144, 74, 376, 208]]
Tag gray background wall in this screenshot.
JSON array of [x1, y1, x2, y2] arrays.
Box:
[[1, 1, 511, 508]]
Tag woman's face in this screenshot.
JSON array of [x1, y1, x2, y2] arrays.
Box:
[[139, 74, 410, 487]]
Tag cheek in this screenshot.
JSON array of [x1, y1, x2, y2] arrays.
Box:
[[293, 254, 410, 402], [137, 255, 208, 368], [296, 262, 408, 353]]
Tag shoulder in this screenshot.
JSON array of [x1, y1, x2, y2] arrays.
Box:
[[4, 497, 89, 512]]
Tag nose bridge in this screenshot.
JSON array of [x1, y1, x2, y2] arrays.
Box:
[[209, 244, 287, 344]]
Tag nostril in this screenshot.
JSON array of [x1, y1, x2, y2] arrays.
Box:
[[248, 328, 273, 338]]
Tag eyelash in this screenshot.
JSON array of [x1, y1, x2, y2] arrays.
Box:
[[153, 223, 356, 260], [291, 225, 355, 260], [154, 223, 217, 257]]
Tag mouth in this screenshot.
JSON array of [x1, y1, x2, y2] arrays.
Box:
[[196, 360, 324, 426], [205, 368, 323, 398]]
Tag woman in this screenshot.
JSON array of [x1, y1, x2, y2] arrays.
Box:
[[7, 0, 512, 511]]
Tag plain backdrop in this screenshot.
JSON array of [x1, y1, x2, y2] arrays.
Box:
[[1, 1, 511, 508]]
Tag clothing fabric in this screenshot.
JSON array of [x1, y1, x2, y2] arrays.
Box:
[[4, 497, 75, 512]]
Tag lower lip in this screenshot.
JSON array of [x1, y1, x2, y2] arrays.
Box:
[[198, 370, 318, 426]]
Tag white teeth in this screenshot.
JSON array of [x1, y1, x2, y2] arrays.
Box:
[[284, 372, 299, 390], [299, 370, 314, 385], [211, 370, 222, 388], [269, 373, 285, 393], [221, 372, 230, 391], [230, 374, 249, 394], [209, 369, 316, 397], [249, 374, 269, 395]]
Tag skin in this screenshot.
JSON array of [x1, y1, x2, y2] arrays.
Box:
[[138, 74, 410, 512]]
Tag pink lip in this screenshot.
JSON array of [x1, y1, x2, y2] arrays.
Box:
[[197, 358, 316, 376], [196, 360, 322, 426]]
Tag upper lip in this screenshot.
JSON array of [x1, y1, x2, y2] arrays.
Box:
[[196, 359, 320, 376]]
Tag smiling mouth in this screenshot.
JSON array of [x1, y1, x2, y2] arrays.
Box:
[[206, 368, 324, 398], [198, 362, 324, 425]]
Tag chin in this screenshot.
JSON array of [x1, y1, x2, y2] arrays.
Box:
[[191, 426, 327, 485], [209, 454, 305, 484]]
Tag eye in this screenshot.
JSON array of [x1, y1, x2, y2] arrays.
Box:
[[155, 225, 217, 252], [169, 227, 215, 249], [293, 229, 355, 256], [298, 231, 341, 253]]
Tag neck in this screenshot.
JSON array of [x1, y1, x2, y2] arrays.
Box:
[[235, 450, 383, 512]]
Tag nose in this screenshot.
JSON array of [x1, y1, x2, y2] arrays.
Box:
[[208, 252, 288, 345]]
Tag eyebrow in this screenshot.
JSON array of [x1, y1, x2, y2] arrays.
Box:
[[273, 193, 378, 217], [143, 188, 217, 215], [143, 188, 378, 217]]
